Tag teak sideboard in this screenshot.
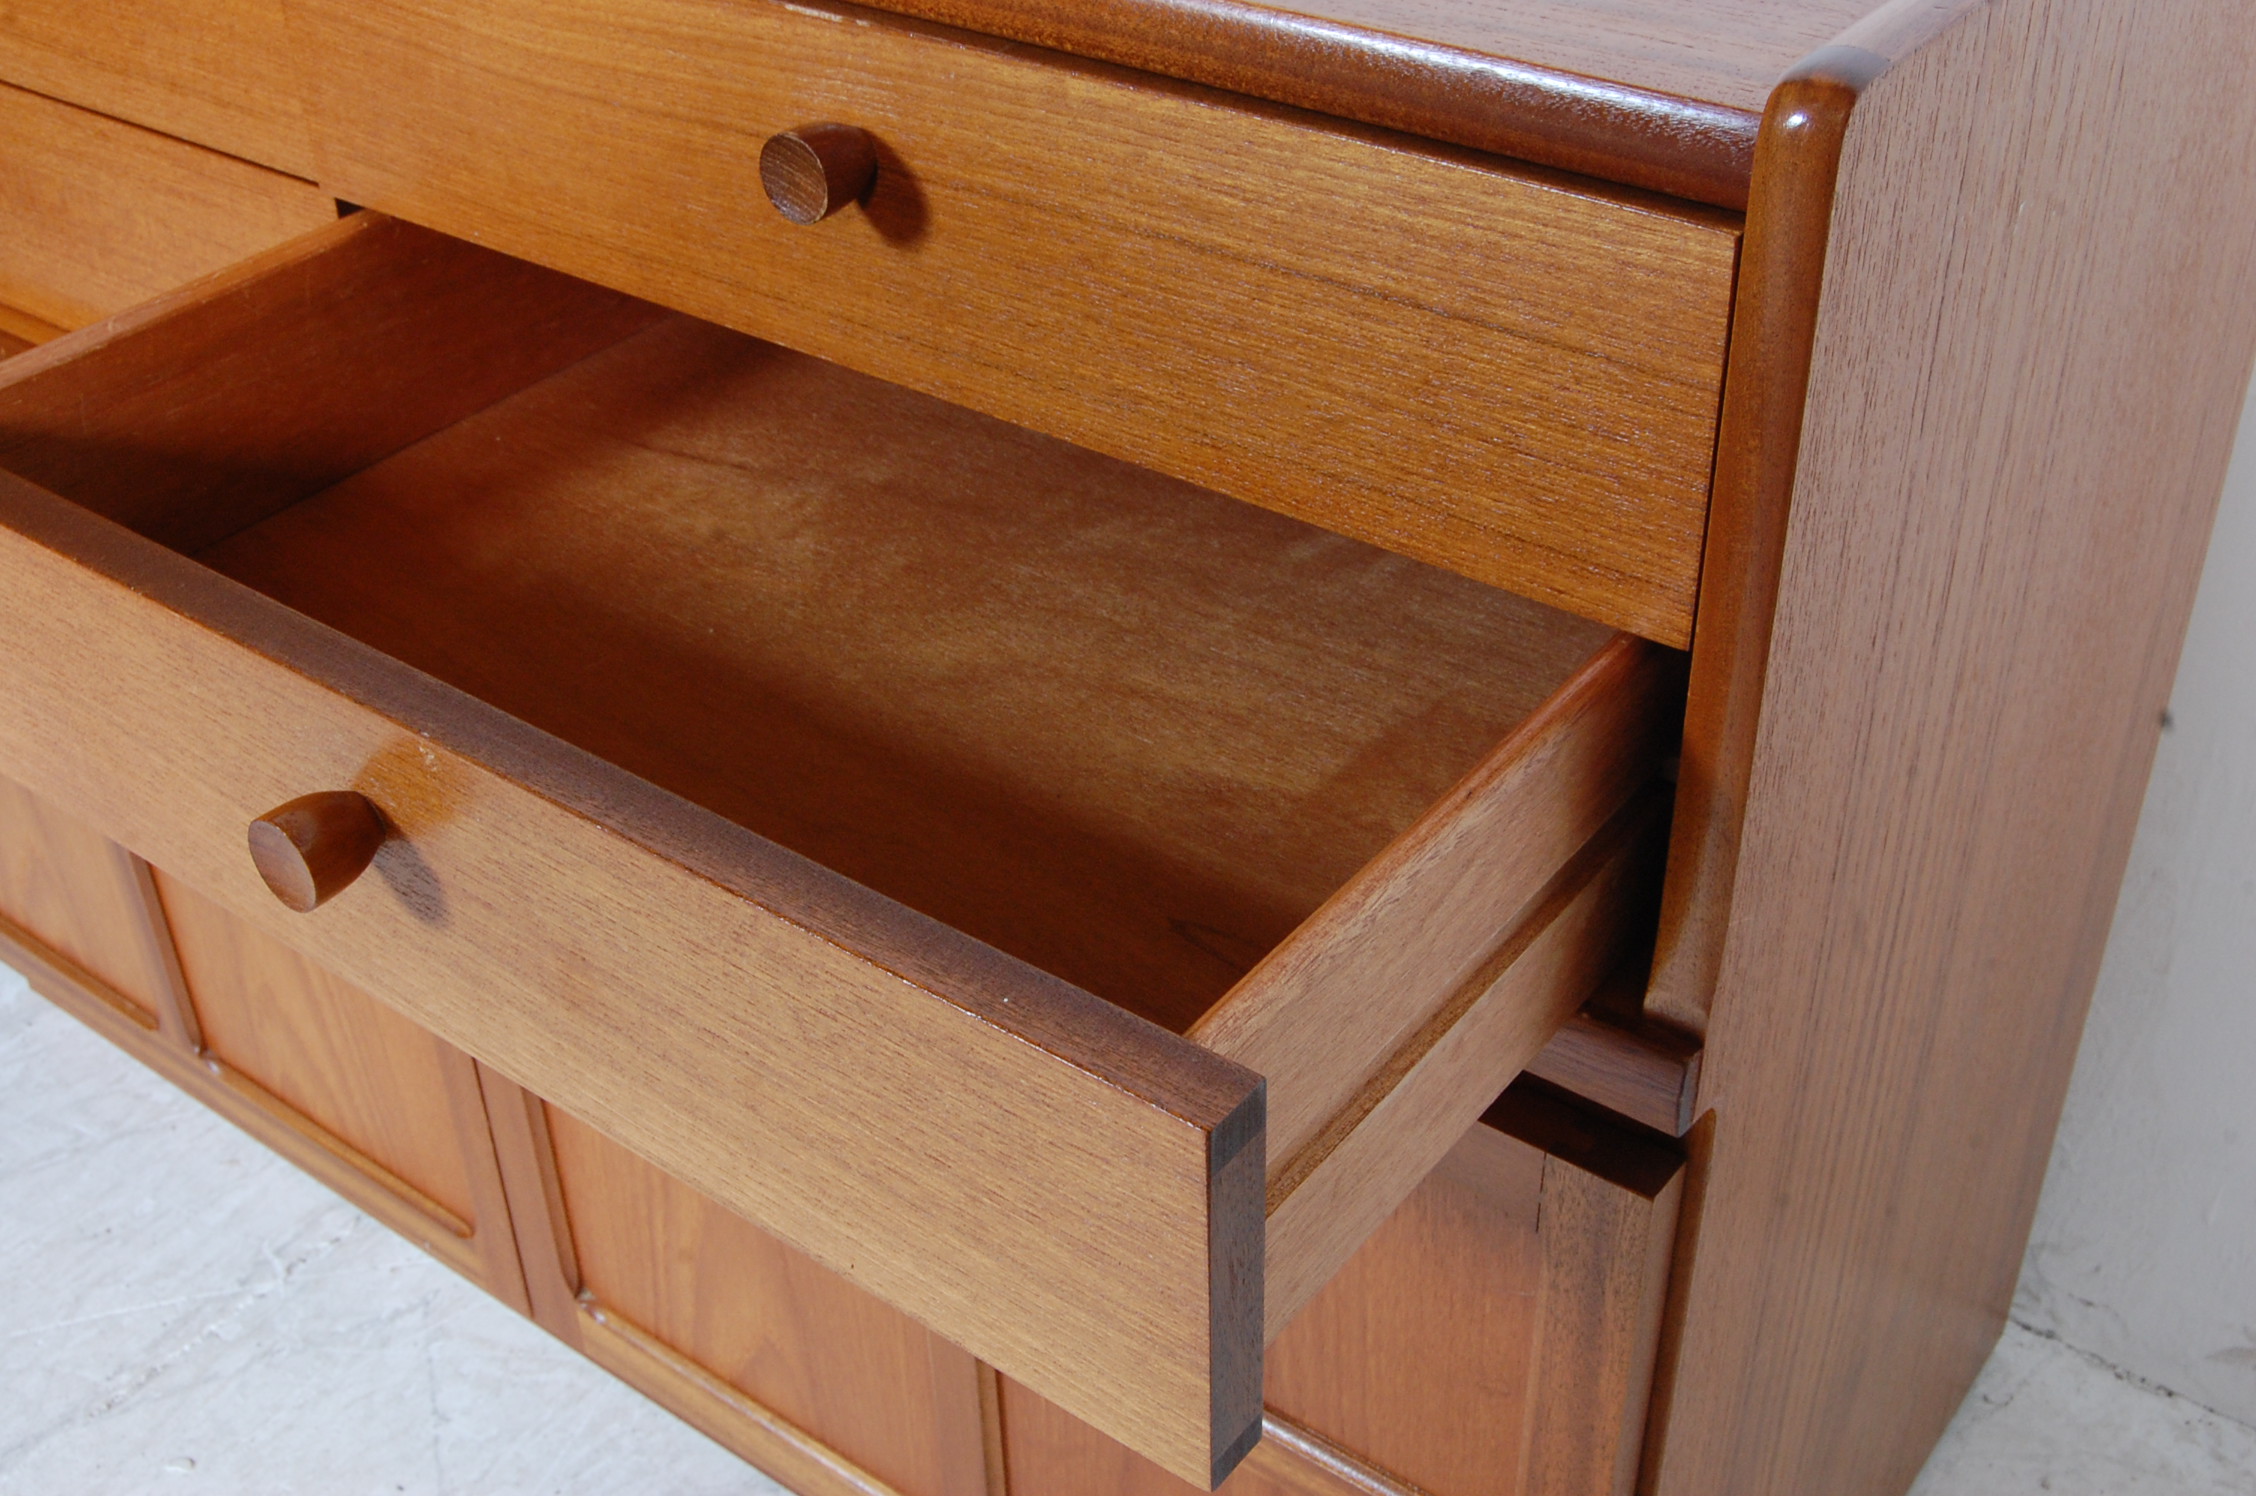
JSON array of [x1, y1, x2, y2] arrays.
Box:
[[1, 2, 2250, 1493]]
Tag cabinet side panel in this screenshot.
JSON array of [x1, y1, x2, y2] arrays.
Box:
[[1651, 2, 2256, 1494]]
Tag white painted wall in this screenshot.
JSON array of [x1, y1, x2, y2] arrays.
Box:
[[2014, 372, 2256, 1424]]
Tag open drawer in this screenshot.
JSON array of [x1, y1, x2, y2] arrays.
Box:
[[0, 215, 1675, 1487]]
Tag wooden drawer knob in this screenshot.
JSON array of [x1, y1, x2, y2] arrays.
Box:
[[760, 124, 878, 224], [249, 791, 387, 913]]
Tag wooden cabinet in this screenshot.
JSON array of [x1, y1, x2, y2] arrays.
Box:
[[4, 2, 2255, 1494]]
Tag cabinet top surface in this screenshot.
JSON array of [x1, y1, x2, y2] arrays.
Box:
[[855, 0, 1879, 204]]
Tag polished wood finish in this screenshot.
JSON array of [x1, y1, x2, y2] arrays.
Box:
[[744, 0, 1876, 206], [0, 81, 331, 336], [0, 772, 181, 1022], [1643, 1, 2256, 1493], [0, 0, 314, 173], [249, 790, 388, 912], [0, 771, 527, 1306], [292, 0, 1740, 646], [526, 1100, 992, 1496], [763, 124, 881, 223], [0, 218, 1660, 1485], [0, 213, 661, 553], [152, 872, 528, 1301], [480, 1064, 989, 1496], [1259, 797, 1661, 1337], [1004, 1088, 1684, 1496], [196, 308, 1622, 1040], [1193, 642, 1668, 1164]]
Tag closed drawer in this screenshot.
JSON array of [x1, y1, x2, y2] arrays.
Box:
[[0, 0, 313, 175], [0, 216, 1674, 1487], [289, 0, 1740, 647], [0, 81, 332, 347]]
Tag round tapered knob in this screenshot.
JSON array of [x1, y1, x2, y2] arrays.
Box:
[[760, 123, 878, 224], [249, 791, 387, 913]]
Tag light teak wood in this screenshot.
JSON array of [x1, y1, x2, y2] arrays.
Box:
[[0, 216, 1661, 1485], [483, 1077, 992, 1496], [1642, 1, 2256, 1493], [0, 772, 182, 1024], [289, 0, 1740, 646], [0, 774, 527, 1307], [0, 0, 313, 173], [0, 213, 662, 554], [1004, 1088, 1684, 1496], [0, 81, 332, 337]]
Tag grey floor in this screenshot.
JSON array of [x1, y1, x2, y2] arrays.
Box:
[[2, 962, 2250, 1496]]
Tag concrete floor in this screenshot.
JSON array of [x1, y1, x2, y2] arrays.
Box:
[[3, 962, 2250, 1495]]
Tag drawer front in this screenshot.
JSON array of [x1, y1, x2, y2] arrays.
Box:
[[0, 0, 314, 175], [0, 82, 332, 341], [290, 0, 1739, 646]]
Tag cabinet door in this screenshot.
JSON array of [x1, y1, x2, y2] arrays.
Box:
[[149, 873, 527, 1303], [483, 1072, 994, 1496], [0, 771, 185, 1032], [1000, 1083, 1683, 1496]]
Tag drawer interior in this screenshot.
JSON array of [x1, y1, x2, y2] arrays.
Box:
[[195, 315, 1612, 1036]]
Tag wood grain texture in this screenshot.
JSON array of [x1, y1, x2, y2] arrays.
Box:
[[476, 1063, 585, 1342], [0, 214, 1657, 1484], [0, 772, 179, 1021], [0, 81, 331, 335], [290, 0, 1741, 645], [575, 1303, 935, 1496], [544, 1106, 992, 1496], [0, 468, 1263, 1488], [1491, 1084, 1683, 1496], [1261, 797, 1662, 1337], [1005, 1089, 1684, 1496], [1644, 1, 2256, 1493], [0, 213, 661, 553], [1195, 639, 1671, 1166], [0, 0, 313, 172], [1522, 1005, 1702, 1137], [0, 857, 527, 1308], [840, 0, 1874, 207], [248, 790, 388, 912], [154, 871, 487, 1230], [481, 1063, 974, 1496], [185, 299, 1651, 1366]]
